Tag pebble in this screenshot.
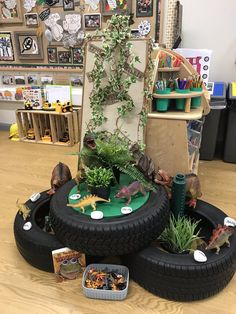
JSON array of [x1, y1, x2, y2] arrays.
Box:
[[194, 250, 207, 263], [23, 222, 32, 231], [224, 217, 236, 227]]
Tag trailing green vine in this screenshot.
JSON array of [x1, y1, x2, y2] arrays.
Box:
[[88, 15, 141, 129], [138, 38, 155, 139]]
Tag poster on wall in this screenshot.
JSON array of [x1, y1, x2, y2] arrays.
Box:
[[174, 48, 212, 85], [0, 32, 14, 61]]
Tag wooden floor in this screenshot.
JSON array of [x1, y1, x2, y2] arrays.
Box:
[[1, 130, 236, 314]]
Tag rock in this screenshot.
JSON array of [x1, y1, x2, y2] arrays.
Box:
[[121, 207, 133, 215], [23, 222, 32, 231], [91, 211, 103, 220], [194, 250, 207, 263], [224, 217, 236, 227]]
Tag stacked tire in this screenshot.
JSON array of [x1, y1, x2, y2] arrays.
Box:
[[14, 182, 236, 301]]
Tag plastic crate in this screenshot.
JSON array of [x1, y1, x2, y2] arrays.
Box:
[[82, 264, 129, 300]]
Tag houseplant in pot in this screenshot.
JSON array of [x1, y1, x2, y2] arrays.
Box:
[[86, 166, 113, 200]]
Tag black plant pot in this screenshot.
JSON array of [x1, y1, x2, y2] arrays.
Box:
[[90, 186, 111, 200], [111, 167, 120, 186]]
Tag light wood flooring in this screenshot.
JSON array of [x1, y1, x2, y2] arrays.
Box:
[[0, 130, 236, 314]]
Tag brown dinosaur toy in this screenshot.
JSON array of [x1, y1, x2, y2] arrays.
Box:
[[67, 194, 110, 213], [155, 169, 202, 207], [47, 162, 72, 195], [115, 181, 146, 205], [130, 143, 157, 182], [205, 224, 234, 254]]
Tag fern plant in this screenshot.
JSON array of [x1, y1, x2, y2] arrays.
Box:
[[116, 164, 157, 192]]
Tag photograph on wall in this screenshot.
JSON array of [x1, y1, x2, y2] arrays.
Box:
[[72, 47, 83, 65], [24, 13, 39, 26], [83, 13, 101, 30], [0, 32, 14, 61], [136, 0, 153, 17], [58, 51, 72, 64], [15, 76, 26, 85], [27, 75, 38, 85], [0, 0, 22, 23], [63, 0, 75, 11], [101, 0, 131, 15], [41, 76, 54, 85], [70, 76, 83, 86], [14, 31, 44, 60], [2, 75, 14, 85], [47, 47, 58, 63]]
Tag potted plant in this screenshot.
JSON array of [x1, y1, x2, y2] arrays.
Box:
[[86, 167, 113, 199], [158, 214, 202, 253]]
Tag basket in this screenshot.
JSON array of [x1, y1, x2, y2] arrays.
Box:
[[82, 264, 129, 300]]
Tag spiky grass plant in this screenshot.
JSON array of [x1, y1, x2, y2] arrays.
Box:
[[158, 215, 201, 253]]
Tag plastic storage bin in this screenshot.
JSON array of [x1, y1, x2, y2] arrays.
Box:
[[200, 82, 227, 160], [82, 264, 129, 300], [224, 82, 236, 162]]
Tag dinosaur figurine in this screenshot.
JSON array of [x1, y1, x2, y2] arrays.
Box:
[[155, 169, 202, 207], [17, 199, 31, 220], [67, 194, 110, 213], [47, 162, 72, 195], [115, 181, 146, 205], [205, 224, 234, 254], [130, 143, 157, 182]]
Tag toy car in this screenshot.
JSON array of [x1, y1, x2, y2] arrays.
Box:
[[24, 101, 33, 110], [43, 100, 55, 111], [55, 100, 73, 113], [41, 129, 52, 142], [26, 128, 35, 140]]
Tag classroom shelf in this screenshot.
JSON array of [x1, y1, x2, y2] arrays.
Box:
[[157, 67, 180, 72], [152, 90, 204, 99], [15, 108, 81, 147], [148, 107, 203, 120]]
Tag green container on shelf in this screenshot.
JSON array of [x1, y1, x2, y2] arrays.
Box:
[[190, 87, 203, 108], [155, 88, 171, 112], [171, 173, 186, 218], [175, 89, 190, 111]]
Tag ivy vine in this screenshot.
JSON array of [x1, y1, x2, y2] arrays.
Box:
[[88, 15, 141, 129]]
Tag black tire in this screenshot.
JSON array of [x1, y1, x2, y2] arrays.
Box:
[[50, 180, 170, 256], [14, 192, 64, 272], [123, 200, 236, 301]]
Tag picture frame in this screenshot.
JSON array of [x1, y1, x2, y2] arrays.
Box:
[[101, 0, 131, 16], [83, 13, 101, 30], [0, 0, 23, 24], [47, 47, 58, 63], [24, 13, 39, 27], [58, 50, 72, 64], [14, 31, 44, 60], [72, 47, 83, 65], [136, 0, 153, 17], [63, 0, 75, 11], [0, 32, 14, 61]]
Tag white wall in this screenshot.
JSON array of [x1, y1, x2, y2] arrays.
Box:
[[179, 0, 236, 82]]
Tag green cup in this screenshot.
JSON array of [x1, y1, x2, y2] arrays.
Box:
[[190, 87, 203, 108], [155, 88, 171, 112], [175, 89, 190, 111]]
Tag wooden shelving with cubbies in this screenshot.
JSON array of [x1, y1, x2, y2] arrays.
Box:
[[15, 109, 81, 147], [145, 48, 210, 176]]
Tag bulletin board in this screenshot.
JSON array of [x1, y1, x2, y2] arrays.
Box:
[[0, 0, 164, 67], [80, 38, 148, 143]]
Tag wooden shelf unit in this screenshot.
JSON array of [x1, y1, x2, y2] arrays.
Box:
[[145, 48, 210, 176], [16, 109, 81, 147], [157, 67, 180, 72], [152, 90, 204, 113]]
